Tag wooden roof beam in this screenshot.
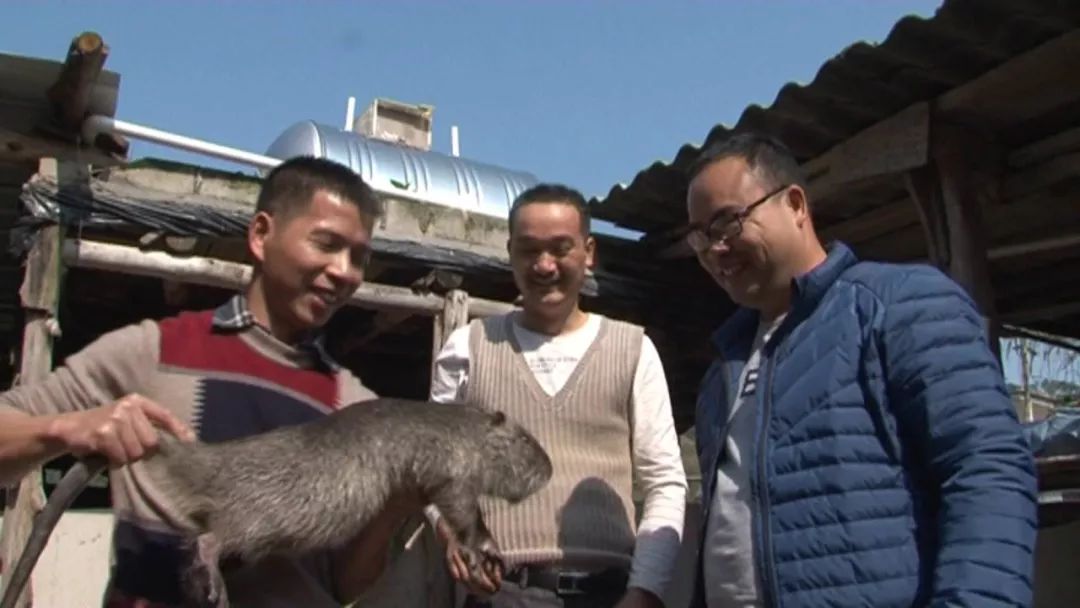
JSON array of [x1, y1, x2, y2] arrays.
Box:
[[936, 30, 1080, 130], [1009, 125, 1080, 169], [1003, 301, 1080, 325], [904, 121, 1003, 357], [801, 102, 929, 205], [799, 29, 1080, 208], [989, 234, 1080, 261]]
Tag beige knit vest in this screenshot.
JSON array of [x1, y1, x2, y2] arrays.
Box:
[[467, 313, 643, 569]]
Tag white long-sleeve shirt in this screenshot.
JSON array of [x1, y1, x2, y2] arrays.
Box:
[[428, 312, 688, 599]]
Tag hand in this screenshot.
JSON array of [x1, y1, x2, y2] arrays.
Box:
[[614, 586, 664, 608], [44, 393, 195, 467], [435, 518, 501, 596]]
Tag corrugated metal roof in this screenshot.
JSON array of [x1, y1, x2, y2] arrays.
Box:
[[591, 0, 1080, 234]]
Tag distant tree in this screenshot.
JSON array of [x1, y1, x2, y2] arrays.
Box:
[[1004, 332, 1080, 418]]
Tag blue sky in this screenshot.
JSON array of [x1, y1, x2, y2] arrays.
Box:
[[4, 0, 942, 202], [13, 0, 1061, 389]]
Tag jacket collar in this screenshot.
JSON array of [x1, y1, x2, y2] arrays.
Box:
[[710, 240, 859, 355]]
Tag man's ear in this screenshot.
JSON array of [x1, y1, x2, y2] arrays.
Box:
[[248, 211, 274, 263], [786, 185, 810, 228], [584, 235, 597, 269]]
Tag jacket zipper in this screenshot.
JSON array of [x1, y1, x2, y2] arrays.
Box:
[[755, 334, 785, 607]]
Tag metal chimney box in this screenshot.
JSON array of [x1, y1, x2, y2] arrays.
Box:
[[353, 97, 433, 151]]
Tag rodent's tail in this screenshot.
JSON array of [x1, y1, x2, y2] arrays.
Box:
[[0, 456, 108, 608]]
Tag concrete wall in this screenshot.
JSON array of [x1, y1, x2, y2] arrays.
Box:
[[0, 511, 114, 607]]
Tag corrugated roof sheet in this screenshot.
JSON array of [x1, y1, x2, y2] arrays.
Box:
[[591, 0, 1080, 234]]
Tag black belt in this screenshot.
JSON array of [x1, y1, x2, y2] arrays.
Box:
[[502, 565, 628, 596]]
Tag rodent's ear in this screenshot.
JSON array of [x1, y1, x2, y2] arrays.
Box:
[[489, 411, 507, 426]]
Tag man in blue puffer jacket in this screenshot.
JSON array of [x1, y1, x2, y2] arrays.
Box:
[[684, 132, 1038, 607]]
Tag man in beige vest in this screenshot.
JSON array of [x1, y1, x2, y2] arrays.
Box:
[[428, 184, 688, 608]]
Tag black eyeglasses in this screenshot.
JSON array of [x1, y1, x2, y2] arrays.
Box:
[[685, 184, 790, 253]]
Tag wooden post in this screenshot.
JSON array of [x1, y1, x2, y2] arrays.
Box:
[[430, 289, 470, 384], [904, 166, 949, 270], [47, 32, 109, 131], [425, 288, 469, 608], [0, 223, 64, 608], [1019, 338, 1034, 422], [434, 290, 470, 357], [38, 31, 128, 158], [906, 122, 1003, 361]]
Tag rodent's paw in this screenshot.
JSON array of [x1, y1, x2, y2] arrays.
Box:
[[183, 534, 229, 608], [182, 560, 228, 607], [457, 544, 482, 575], [475, 536, 506, 581]]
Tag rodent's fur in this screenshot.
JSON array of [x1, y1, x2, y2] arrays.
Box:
[[0, 397, 552, 608], [149, 398, 550, 560]]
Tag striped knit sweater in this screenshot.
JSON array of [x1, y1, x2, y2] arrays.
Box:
[[0, 296, 376, 607], [468, 313, 643, 569]]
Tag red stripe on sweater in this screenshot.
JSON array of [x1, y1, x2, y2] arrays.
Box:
[[157, 310, 338, 408]]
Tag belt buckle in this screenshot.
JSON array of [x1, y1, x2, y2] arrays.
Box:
[[555, 572, 586, 596]]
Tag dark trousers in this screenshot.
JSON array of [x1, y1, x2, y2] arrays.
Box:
[[462, 567, 627, 608], [463, 584, 624, 608]]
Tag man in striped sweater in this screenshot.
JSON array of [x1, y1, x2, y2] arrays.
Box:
[[0, 156, 419, 606], [429, 184, 688, 608]]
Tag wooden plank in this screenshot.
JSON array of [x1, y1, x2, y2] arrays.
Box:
[[985, 189, 1078, 244], [1001, 151, 1080, 202], [430, 289, 469, 381], [931, 122, 1002, 357], [60, 238, 516, 318], [0, 44, 124, 165], [0, 52, 118, 114], [802, 102, 929, 203], [0, 224, 63, 608], [989, 234, 1080, 261], [1009, 125, 1080, 169], [994, 259, 1080, 301], [1003, 301, 1080, 325], [937, 30, 1080, 129], [819, 198, 919, 246], [904, 165, 949, 268], [440, 290, 469, 343], [850, 223, 927, 263]]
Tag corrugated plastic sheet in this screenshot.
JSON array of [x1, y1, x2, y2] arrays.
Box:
[[591, 0, 1080, 234]]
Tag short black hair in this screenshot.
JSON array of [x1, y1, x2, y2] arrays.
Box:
[[687, 132, 806, 190], [508, 183, 590, 236], [256, 156, 382, 221]]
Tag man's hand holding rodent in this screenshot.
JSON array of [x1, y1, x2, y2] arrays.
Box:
[[44, 393, 195, 466], [435, 516, 502, 595]]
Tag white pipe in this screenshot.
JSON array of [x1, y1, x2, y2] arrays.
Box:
[[82, 115, 283, 170], [344, 96, 356, 131], [79, 113, 509, 220], [450, 125, 460, 157]]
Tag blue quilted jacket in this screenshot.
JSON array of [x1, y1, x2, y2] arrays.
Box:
[[692, 242, 1038, 607]]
